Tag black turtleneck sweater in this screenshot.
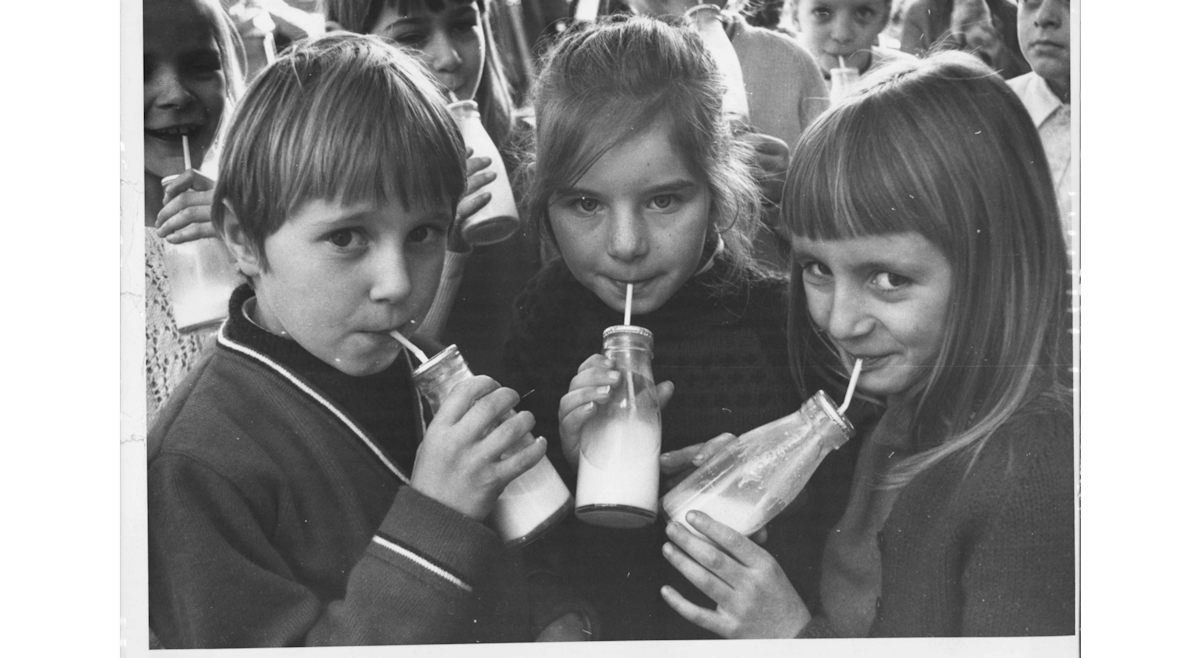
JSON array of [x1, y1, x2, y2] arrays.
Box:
[[503, 255, 871, 641], [225, 284, 423, 471]]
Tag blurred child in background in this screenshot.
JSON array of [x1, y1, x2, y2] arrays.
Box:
[[783, 0, 916, 88], [1008, 0, 1072, 240]]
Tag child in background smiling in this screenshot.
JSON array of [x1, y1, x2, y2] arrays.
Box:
[[504, 16, 853, 640], [148, 35, 553, 648], [143, 0, 244, 419]]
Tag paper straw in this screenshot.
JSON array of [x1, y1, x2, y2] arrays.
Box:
[[838, 358, 863, 415], [182, 134, 192, 171], [390, 330, 429, 363], [624, 284, 633, 326], [839, 55, 847, 69]]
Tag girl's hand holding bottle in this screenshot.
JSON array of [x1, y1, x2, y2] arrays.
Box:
[[661, 510, 810, 638], [659, 432, 737, 491], [456, 148, 496, 230], [156, 169, 219, 244], [557, 354, 674, 471], [410, 375, 547, 521]]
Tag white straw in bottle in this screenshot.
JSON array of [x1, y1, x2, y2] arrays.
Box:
[[182, 134, 192, 171], [390, 330, 429, 363], [838, 358, 863, 415]]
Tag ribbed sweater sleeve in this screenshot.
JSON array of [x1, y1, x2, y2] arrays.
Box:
[[149, 452, 506, 647]]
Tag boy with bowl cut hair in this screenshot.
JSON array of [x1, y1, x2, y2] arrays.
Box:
[[147, 34, 550, 648], [1007, 0, 1072, 236]]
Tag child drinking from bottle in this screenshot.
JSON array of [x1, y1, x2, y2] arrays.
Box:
[[504, 16, 854, 640], [148, 34, 555, 647], [782, 0, 916, 87], [660, 52, 1074, 638], [144, 0, 244, 418]]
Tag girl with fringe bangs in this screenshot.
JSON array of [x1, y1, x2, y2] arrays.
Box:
[[504, 16, 848, 641], [660, 51, 1074, 638]]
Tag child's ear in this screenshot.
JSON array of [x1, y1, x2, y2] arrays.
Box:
[[218, 202, 265, 278]]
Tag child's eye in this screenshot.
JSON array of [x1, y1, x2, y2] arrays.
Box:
[[855, 7, 878, 21], [387, 30, 427, 47], [647, 194, 678, 211], [570, 197, 601, 214], [327, 229, 366, 250], [452, 19, 478, 34], [811, 7, 832, 19], [870, 271, 911, 291], [800, 261, 832, 281], [407, 225, 445, 245]]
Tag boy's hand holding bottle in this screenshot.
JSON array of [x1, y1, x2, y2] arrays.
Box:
[[456, 148, 496, 230], [557, 353, 674, 471], [410, 375, 547, 521], [157, 169, 219, 244]]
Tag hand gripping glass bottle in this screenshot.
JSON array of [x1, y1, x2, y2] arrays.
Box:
[[661, 390, 854, 537], [574, 326, 662, 528], [412, 344, 573, 546]]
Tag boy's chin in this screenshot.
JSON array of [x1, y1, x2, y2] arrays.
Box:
[[323, 344, 404, 377]]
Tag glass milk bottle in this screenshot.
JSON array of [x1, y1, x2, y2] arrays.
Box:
[[661, 390, 854, 537], [829, 65, 860, 104], [413, 344, 573, 546], [684, 4, 750, 127], [446, 100, 521, 246], [575, 326, 662, 528], [160, 174, 242, 332]]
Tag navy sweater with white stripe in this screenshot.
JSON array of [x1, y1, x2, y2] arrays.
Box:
[[147, 285, 530, 648]]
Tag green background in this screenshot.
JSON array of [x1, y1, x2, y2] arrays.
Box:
[[4, 0, 1190, 653]]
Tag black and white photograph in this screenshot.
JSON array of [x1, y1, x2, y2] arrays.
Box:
[[35, 0, 1149, 654]]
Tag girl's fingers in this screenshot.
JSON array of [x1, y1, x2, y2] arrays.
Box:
[[661, 534, 735, 604], [163, 221, 218, 244], [659, 443, 704, 474], [463, 168, 496, 196], [682, 511, 765, 568], [693, 432, 736, 466], [157, 206, 212, 237], [464, 154, 492, 177], [575, 354, 611, 375], [161, 169, 214, 203], [456, 191, 492, 222], [660, 585, 729, 638], [655, 380, 675, 409], [156, 189, 214, 228]]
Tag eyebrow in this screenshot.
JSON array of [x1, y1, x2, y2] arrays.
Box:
[[558, 179, 700, 198]]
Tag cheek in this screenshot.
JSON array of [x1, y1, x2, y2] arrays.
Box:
[[803, 286, 831, 330]]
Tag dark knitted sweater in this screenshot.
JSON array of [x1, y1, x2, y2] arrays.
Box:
[[802, 398, 1076, 637], [147, 285, 531, 647], [503, 255, 867, 640]]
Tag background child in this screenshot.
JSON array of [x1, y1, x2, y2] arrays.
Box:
[[505, 16, 849, 640], [661, 52, 1074, 638], [894, 0, 1030, 78], [783, 0, 916, 85], [144, 0, 244, 419], [326, 0, 540, 378], [1008, 0, 1071, 240], [147, 34, 548, 647]]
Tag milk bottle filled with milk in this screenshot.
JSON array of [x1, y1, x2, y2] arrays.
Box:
[[574, 325, 662, 528], [412, 344, 573, 546], [661, 390, 854, 537]]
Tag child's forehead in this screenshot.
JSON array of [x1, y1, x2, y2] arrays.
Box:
[[387, 0, 475, 14]]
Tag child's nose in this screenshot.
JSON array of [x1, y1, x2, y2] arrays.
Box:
[[831, 16, 856, 44], [427, 32, 462, 72], [606, 207, 648, 262], [824, 284, 874, 342], [148, 66, 197, 110], [1034, 1, 1064, 28], [368, 245, 413, 304]]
